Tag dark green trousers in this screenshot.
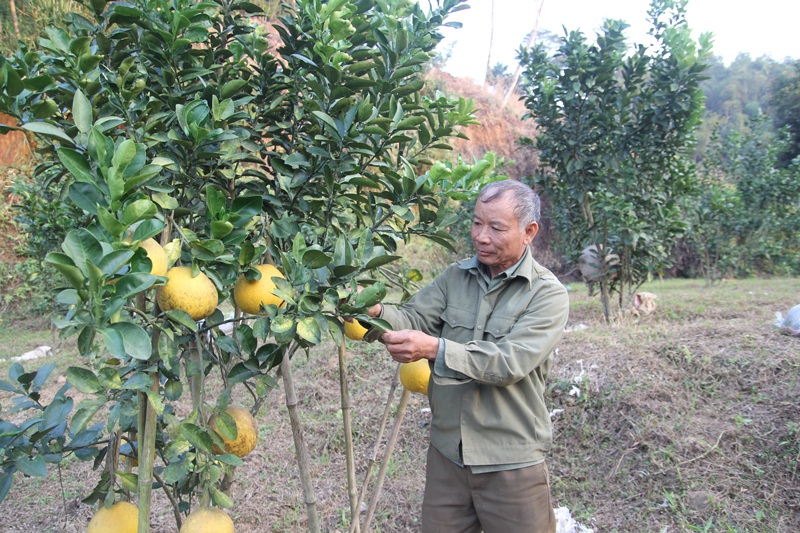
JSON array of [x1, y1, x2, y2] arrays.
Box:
[[421, 445, 557, 533]]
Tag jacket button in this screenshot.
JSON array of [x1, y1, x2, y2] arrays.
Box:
[[451, 320, 456, 325], [477, 325, 482, 330], [461, 420, 466, 425], [495, 329, 499, 334]]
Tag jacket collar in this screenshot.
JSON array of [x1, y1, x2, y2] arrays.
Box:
[[459, 246, 539, 287]]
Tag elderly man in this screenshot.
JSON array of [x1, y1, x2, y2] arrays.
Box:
[[365, 180, 569, 533]]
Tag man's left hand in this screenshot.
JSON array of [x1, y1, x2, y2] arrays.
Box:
[[382, 329, 439, 363]]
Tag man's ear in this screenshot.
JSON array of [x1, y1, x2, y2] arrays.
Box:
[[523, 222, 539, 246]]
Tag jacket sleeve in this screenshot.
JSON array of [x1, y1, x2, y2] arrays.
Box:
[[440, 280, 569, 387], [376, 267, 450, 337]]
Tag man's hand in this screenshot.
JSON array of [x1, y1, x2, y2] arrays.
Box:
[[382, 330, 439, 363]]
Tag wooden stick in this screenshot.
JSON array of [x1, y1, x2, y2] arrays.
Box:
[[338, 336, 359, 532], [281, 347, 320, 533], [349, 363, 402, 533], [362, 388, 411, 532]]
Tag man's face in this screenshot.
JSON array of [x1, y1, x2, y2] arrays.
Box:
[[471, 192, 539, 278]]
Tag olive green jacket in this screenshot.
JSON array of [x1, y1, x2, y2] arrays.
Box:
[[379, 249, 569, 466]]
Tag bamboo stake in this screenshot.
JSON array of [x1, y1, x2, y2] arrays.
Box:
[[349, 363, 402, 533], [281, 347, 320, 533], [362, 388, 411, 532], [137, 296, 161, 533], [136, 377, 158, 533], [337, 336, 359, 532]]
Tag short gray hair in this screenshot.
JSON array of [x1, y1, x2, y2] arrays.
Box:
[[477, 180, 540, 230]]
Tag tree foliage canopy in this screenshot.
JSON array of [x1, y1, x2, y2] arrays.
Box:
[[519, 0, 712, 320]]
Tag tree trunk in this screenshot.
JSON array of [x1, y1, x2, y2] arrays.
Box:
[[8, 0, 20, 41], [281, 351, 320, 533], [338, 337, 359, 532], [482, 0, 495, 89], [502, 0, 544, 107]]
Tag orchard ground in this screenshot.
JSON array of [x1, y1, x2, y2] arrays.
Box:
[[0, 277, 798, 532]]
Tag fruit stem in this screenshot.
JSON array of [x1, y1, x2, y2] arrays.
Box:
[[281, 344, 321, 533], [338, 336, 359, 532], [349, 363, 402, 533], [363, 388, 411, 532]]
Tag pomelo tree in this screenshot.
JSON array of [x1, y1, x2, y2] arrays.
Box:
[[518, 0, 712, 321], [0, 0, 493, 530]]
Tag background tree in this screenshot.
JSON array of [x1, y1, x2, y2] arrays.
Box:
[[519, 0, 712, 321], [695, 116, 800, 276], [771, 59, 800, 167]]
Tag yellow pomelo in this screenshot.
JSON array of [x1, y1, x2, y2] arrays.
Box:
[[156, 266, 218, 321], [343, 319, 368, 341], [210, 405, 258, 458], [180, 507, 234, 533], [88, 501, 138, 533], [233, 264, 285, 314], [124, 237, 168, 277], [400, 359, 431, 396]]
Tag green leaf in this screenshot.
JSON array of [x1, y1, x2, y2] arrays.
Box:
[[210, 220, 234, 240], [270, 315, 294, 335], [220, 79, 248, 100], [292, 233, 307, 263], [57, 148, 94, 184], [211, 487, 234, 508], [122, 199, 157, 225], [302, 249, 331, 269], [15, 456, 47, 477], [131, 219, 167, 241], [66, 367, 102, 393], [22, 122, 75, 145], [117, 472, 138, 492], [107, 322, 152, 360], [164, 310, 198, 331], [97, 206, 127, 237], [61, 229, 103, 277], [45, 252, 85, 291], [0, 472, 14, 505], [408, 268, 423, 282], [121, 372, 152, 390], [214, 410, 238, 441], [73, 90, 93, 133], [68, 182, 108, 215], [214, 454, 243, 467], [238, 242, 255, 266], [146, 391, 165, 415], [311, 110, 338, 132], [296, 316, 322, 344], [354, 282, 385, 308], [364, 254, 401, 269], [214, 336, 240, 356], [164, 379, 183, 401], [180, 423, 213, 453], [113, 272, 156, 299], [97, 250, 134, 276]]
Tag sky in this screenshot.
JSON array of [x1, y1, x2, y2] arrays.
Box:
[[437, 0, 800, 83]]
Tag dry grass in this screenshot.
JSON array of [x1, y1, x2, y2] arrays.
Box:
[[1, 277, 799, 532]]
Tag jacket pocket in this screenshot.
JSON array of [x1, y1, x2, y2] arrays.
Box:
[[485, 314, 515, 339], [441, 306, 476, 340]]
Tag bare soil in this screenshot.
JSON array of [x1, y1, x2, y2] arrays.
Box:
[[0, 277, 798, 532]]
